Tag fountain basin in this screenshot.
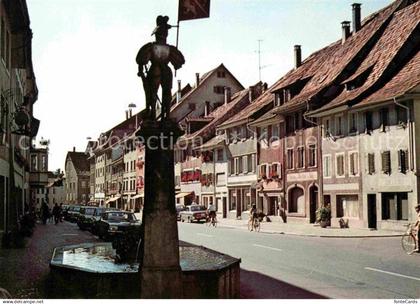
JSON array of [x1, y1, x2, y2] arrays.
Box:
[[49, 242, 240, 299]]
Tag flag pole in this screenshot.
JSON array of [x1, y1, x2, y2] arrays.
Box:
[[175, 20, 180, 77]]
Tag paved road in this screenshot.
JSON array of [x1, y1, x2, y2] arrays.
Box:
[[178, 222, 420, 299]]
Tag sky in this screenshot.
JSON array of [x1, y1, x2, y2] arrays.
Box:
[[26, 0, 392, 171]]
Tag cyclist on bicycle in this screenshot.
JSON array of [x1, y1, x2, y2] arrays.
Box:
[[249, 204, 258, 231], [412, 204, 420, 254], [207, 202, 217, 223]]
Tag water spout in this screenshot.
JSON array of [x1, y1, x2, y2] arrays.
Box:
[[135, 239, 142, 264]]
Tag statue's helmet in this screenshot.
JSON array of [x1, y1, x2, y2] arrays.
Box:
[[152, 15, 171, 38]]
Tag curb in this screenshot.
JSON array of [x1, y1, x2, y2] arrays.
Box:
[[216, 223, 403, 239]]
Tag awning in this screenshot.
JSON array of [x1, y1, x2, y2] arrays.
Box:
[[175, 192, 192, 199], [106, 195, 121, 204], [131, 193, 144, 199]]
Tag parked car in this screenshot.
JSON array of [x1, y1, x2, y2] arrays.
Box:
[[179, 205, 207, 223], [61, 205, 70, 219], [77, 206, 98, 230], [95, 211, 141, 241], [65, 205, 82, 222], [91, 207, 117, 235], [176, 204, 187, 221]]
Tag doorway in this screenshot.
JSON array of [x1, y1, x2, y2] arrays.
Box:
[[222, 197, 227, 218], [268, 197, 277, 216], [367, 194, 377, 229], [309, 185, 318, 223]]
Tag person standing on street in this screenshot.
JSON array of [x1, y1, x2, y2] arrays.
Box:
[[52, 203, 60, 225]]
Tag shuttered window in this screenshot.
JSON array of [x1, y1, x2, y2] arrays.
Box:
[[368, 153, 375, 174], [308, 144, 316, 167], [260, 164, 267, 178], [381, 151, 391, 174], [247, 155, 253, 172], [297, 147, 305, 168], [242, 156, 248, 173], [287, 149, 294, 169], [349, 152, 359, 176], [336, 154, 345, 177], [398, 150, 409, 174], [323, 156, 331, 177], [229, 158, 235, 175], [365, 111, 373, 133]]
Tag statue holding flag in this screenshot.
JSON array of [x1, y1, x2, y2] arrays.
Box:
[[136, 16, 185, 120]]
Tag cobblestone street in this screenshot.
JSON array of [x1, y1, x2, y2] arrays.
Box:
[[0, 222, 99, 298]]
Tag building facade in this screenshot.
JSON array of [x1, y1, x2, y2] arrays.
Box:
[[64, 148, 90, 205]]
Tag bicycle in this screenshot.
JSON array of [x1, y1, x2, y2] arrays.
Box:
[[248, 217, 260, 232], [206, 215, 217, 227], [401, 223, 418, 255]]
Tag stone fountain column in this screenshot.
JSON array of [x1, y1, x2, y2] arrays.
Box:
[[137, 119, 183, 299]]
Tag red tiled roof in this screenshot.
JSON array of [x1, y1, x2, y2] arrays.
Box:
[[274, 0, 406, 114], [354, 49, 420, 108], [218, 89, 273, 128], [311, 1, 420, 114]]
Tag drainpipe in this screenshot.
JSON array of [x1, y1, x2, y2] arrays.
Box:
[[394, 97, 414, 171], [303, 101, 323, 206], [246, 121, 258, 207]]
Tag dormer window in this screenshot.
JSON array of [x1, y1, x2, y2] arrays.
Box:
[[274, 92, 284, 107], [345, 65, 374, 91]]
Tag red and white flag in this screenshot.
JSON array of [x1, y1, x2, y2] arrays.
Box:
[[178, 0, 210, 22]]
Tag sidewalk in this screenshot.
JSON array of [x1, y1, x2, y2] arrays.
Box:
[[0, 221, 99, 298], [216, 218, 404, 238]]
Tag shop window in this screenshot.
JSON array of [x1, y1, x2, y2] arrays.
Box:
[[381, 193, 408, 220]]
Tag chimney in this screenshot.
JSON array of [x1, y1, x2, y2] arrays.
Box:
[[73, 147, 76, 152], [352, 3, 361, 33], [177, 80, 182, 103], [342, 21, 351, 44], [129, 108, 133, 118], [263, 82, 268, 92], [224, 87, 231, 104], [125, 110, 129, 120], [204, 101, 210, 116], [195, 73, 200, 87], [294, 45, 302, 69]]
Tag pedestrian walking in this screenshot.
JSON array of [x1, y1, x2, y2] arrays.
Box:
[[41, 201, 49, 225], [52, 203, 60, 225]]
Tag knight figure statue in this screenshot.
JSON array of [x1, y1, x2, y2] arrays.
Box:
[[136, 16, 185, 120]]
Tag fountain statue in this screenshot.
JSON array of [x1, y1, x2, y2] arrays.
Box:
[[135, 15, 185, 299]]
